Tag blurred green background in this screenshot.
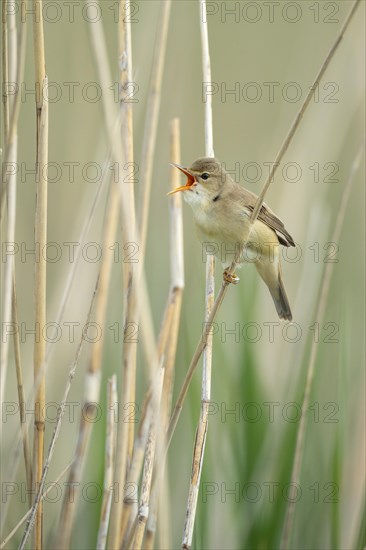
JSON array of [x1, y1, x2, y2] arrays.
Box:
[[1, 1, 365, 548]]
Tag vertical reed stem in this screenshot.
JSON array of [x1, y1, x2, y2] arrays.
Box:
[[32, 1, 47, 546]]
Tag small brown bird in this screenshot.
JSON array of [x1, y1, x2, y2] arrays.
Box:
[[169, 157, 295, 321]]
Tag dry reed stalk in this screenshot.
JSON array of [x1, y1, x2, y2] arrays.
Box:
[[139, 277, 158, 377], [55, 190, 118, 549], [163, 0, 362, 463], [120, 361, 161, 546], [2, 152, 114, 524], [155, 118, 185, 550], [97, 375, 118, 550], [280, 143, 364, 549], [120, 268, 182, 541], [109, 1, 138, 545], [162, 117, 185, 428], [12, 274, 33, 504], [0, 143, 17, 409], [138, 0, 171, 259], [0, 0, 27, 221], [117, 2, 172, 535], [32, 1, 48, 546], [138, 117, 185, 550], [19, 272, 100, 550], [1, 0, 32, 527], [19, 2, 139, 421], [0, 0, 31, 526], [122, 282, 178, 545], [56, 6, 122, 545], [1, 115, 17, 406], [126, 262, 182, 465], [182, 3, 215, 546], [121, 116, 185, 547], [128, 364, 165, 549], [130, 432, 157, 549], [2, 0, 9, 139], [182, 257, 214, 550], [0, 461, 72, 549], [1, 0, 27, 406], [124, 245, 184, 548]]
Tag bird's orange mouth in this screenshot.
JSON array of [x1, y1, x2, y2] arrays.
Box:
[[168, 163, 196, 195]]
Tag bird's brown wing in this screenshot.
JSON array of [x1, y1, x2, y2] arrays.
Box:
[[256, 204, 295, 247], [237, 187, 295, 247]]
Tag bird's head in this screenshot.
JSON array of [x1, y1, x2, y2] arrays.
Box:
[[168, 157, 230, 204]]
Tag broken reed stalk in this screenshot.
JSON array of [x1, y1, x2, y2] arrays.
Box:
[[108, 1, 138, 546], [32, 1, 48, 546], [182, 2, 215, 546], [97, 375, 118, 550], [162, 0, 361, 480], [280, 143, 364, 549], [19, 273, 100, 550]]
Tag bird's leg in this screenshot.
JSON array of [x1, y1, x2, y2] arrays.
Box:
[[223, 269, 240, 285]]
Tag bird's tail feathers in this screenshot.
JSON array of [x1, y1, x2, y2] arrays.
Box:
[[270, 273, 292, 321]]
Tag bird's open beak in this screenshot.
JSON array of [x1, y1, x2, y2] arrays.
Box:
[[167, 163, 196, 195]]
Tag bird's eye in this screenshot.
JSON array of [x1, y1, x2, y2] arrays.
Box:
[[201, 172, 210, 180]]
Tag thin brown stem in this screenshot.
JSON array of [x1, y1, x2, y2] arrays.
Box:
[[250, 0, 361, 223]]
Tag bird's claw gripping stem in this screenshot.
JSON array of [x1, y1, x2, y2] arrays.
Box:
[[223, 269, 240, 285]]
